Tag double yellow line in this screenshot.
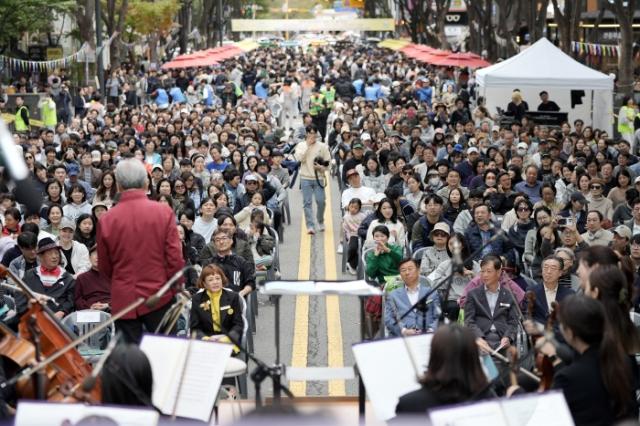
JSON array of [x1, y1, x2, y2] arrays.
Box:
[[289, 174, 346, 396]]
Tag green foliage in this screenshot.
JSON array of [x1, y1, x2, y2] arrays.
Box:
[[0, 0, 75, 51], [126, 0, 181, 36]]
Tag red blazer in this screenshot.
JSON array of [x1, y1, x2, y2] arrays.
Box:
[[97, 189, 184, 319]]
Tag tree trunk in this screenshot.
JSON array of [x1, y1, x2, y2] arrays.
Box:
[[618, 13, 635, 97], [435, 0, 452, 50], [75, 0, 96, 47], [607, 0, 636, 97]]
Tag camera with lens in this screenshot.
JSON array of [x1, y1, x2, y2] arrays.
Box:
[[314, 157, 330, 167]]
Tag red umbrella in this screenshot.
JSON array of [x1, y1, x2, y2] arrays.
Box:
[[415, 49, 451, 64], [161, 52, 219, 69], [430, 52, 491, 69]]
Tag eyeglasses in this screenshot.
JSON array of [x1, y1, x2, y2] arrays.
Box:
[[432, 231, 448, 237], [25, 156, 33, 160], [517, 207, 530, 212], [590, 185, 602, 190]]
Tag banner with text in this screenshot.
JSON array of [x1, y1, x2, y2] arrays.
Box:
[[231, 18, 395, 32]]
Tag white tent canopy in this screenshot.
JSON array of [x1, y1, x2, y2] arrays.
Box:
[[476, 38, 614, 133]]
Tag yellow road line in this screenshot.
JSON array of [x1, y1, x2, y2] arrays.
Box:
[[290, 212, 311, 396], [324, 175, 346, 396]]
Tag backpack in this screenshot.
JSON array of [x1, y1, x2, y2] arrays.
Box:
[[256, 233, 275, 256]]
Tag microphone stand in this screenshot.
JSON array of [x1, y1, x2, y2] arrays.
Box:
[[208, 314, 294, 409], [397, 227, 506, 325]]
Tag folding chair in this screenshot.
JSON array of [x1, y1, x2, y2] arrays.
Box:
[[412, 247, 428, 262], [61, 310, 115, 363]]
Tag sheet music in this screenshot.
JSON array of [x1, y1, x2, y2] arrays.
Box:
[[171, 340, 232, 421], [352, 334, 433, 421], [316, 280, 374, 293], [140, 334, 186, 412], [16, 401, 159, 426], [261, 280, 315, 294], [140, 335, 232, 423], [501, 391, 574, 426], [429, 401, 508, 426]]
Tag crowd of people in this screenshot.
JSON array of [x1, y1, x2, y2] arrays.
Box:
[[0, 40, 637, 425]]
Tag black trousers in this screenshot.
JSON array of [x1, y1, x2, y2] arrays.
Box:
[[347, 236, 360, 269], [115, 300, 175, 345]]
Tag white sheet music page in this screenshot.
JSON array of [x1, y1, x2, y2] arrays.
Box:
[[352, 334, 432, 421], [429, 400, 508, 426], [501, 391, 575, 426], [140, 334, 187, 412], [15, 401, 159, 426], [171, 339, 232, 421], [140, 335, 232, 422]]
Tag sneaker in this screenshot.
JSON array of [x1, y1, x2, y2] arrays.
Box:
[[337, 243, 343, 254], [346, 264, 357, 275], [307, 228, 316, 235], [318, 223, 325, 232]]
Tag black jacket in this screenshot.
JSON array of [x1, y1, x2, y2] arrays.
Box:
[[553, 347, 638, 426], [205, 254, 255, 293], [189, 289, 243, 343], [395, 384, 494, 416], [464, 285, 519, 345], [18, 268, 75, 315]]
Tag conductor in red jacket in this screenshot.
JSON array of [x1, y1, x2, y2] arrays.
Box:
[[97, 158, 184, 344]]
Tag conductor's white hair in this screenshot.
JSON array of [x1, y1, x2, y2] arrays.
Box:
[[115, 159, 147, 190]]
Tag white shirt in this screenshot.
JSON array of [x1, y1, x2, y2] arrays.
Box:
[[341, 185, 376, 209], [544, 284, 558, 312], [405, 284, 420, 306]]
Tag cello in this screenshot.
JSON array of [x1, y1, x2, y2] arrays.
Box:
[[0, 265, 100, 403]]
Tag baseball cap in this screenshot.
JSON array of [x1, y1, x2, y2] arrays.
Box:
[[613, 225, 632, 240], [91, 150, 101, 161], [245, 174, 258, 182], [453, 144, 464, 153], [467, 147, 479, 155], [60, 217, 76, 231], [352, 141, 364, 150], [491, 125, 500, 133], [635, 176, 640, 185], [517, 142, 528, 150], [152, 164, 163, 173], [360, 133, 371, 141], [67, 164, 79, 177], [430, 222, 450, 237]]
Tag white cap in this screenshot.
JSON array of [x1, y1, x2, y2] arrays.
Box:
[[517, 142, 528, 150], [467, 147, 479, 155]]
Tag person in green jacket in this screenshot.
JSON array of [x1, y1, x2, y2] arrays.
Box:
[[365, 224, 403, 286]]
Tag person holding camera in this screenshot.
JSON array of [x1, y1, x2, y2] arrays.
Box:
[[294, 124, 331, 235]]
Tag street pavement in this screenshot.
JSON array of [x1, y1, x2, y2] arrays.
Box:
[[248, 174, 363, 399]]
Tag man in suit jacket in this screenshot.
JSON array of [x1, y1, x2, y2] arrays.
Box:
[[97, 159, 184, 344], [465, 255, 519, 352], [384, 258, 440, 336], [528, 255, 575, 325]]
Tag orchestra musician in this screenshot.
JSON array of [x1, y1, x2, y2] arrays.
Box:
[[395, 324, 492, 416], [515, 295, 638, 426]]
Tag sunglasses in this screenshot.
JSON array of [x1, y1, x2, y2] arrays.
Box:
[[590, 185, 602, 190], [517, 207, 530, 212], [432, 231, 448, 237]]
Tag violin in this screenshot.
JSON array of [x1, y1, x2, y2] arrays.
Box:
[[0, 266, 100, 403], [526, 292, 556, 390]]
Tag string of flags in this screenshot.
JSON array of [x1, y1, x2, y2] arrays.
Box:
[[0, 43, 89, 72], [571, 41, 620, 57]]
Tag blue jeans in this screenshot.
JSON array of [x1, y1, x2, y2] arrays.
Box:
[[300, 177, 326, 230]]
